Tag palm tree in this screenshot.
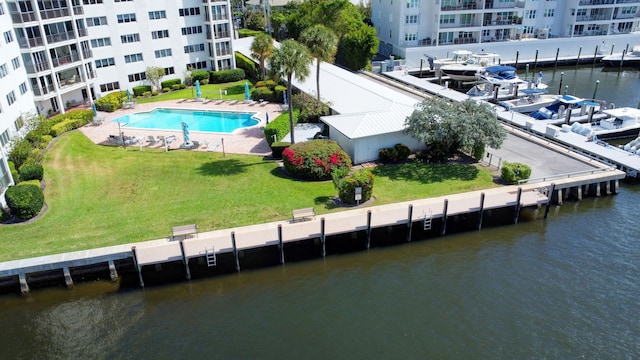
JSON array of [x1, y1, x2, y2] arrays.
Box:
[[299, 24, 338, 102], [269, 39, 312, 144], [250, 33, 274, 80]]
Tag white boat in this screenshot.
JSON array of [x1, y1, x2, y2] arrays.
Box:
[[529, 95, 601, 120], [427, 50, 473, 70], [499, 91, 560, 113], [601, 46, 640, 67], [440, 52, 501, 81], [572, 107, 640, 141]]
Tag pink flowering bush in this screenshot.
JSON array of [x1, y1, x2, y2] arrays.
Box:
[[282, 140, 352, 180]]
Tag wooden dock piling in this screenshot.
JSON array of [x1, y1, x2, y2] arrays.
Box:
[[478, 192, 485, 230]]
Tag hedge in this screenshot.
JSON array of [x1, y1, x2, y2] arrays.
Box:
[[264, 109, 299, 146], [334, 169, 375, 205], [8, 161, 18, 185], [501, 161, 532, 184], [210, 68, 245, 83], [191, 70, 210, 82], [251, 87, 275, 102], [95, 91, 127, 112], [5, 184, 44, 220], [270, 142, 291, 159], [161, 78, 181, 89], [49, 110, 93, 137], [18, 164, 43, 182], [132, 85, 152, 97], [282, 140, 352, 181], [378, 144, 411, 163], [235, 51, 259, 80]]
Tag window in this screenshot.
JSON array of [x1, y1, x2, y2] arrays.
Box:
[[90, 37, 111, 47], [406, 15, 418, 24], [19, 82, 28, 95], [440, 14, 455, 24], [525, 10, 536, 19], [179, 7, 200, 16], [0, 130, 10, 147], [151, 30, 169, 39], [406, 0, 419, 8], [404, 33, 417, 41], [86, 16, 108, 26], [95, 57, 115, 68], [117, 13, 136, 23], [11, 57, 20, 70], [181, 26, 203, 35], [120, 33, 140, 43], [7, 91, 16, 106], [0, 64, 7, 79], [184, 44, 204, 53], [124, 53, 143, 63], [83, 0, 103, 4], [114, 0, 133, 2], [164, 66, 175, 75], [4, 30, 13, 44], [128, 72, 146, 82], [460, 14, 472, 25], [154, 48, 172, 58], [621, 7, 637, 15], [187, 61, 206, 70], [544, 9, 554, 17], [100, 82, 120, 92], [0, 3, 4, 15], [15, 116, 24, 131], [149, 10, 166, 19]]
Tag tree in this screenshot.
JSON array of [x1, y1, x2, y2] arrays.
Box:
[[250, 33, 274, 80], [145, 66, 165, 91], [336, 25, 378, 71], [300, 24, 338, 102], [404, 97, 507, 162], [269, 39, 312, 144]]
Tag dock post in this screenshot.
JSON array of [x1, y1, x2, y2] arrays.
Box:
[[558, 72, 564, 94], [406, 204, 413, 242], [514, 51, 519, 68], [366, 210, 372, 249], [576, 186, 583, 201], [610, 43, 615, 56], [605, 180, 611, 195], [612, 179, 619, 195], [441, 199, 449, 236], [554, 48, 560, 67], [477, 192, 485, 230], [593, 46, 599, 65], [178, 239, 191, 280], [231, 231, 240, 272], [544, 183, 555, 219], [63, 267, 73, 288], [576, 46, 582, 65], [278, 224, 284, 264], [513, 187, 522, 224], [595, 182, 601, 196], [131, 246, 144, 288], [320, 218, 326, 257], [533, 49, 539, 71], [108, 260, 118, 281], [18, 273, 29, 295]]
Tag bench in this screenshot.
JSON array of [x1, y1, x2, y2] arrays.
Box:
[[172, 224, 197, 240], [292, 207, 315, 222]]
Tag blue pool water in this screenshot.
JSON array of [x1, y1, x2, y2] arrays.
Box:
[[114, 108, 259, 133]]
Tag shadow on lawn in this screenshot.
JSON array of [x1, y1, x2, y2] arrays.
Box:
[[196, 158, 254, 176], [371, 162, 479, 183]]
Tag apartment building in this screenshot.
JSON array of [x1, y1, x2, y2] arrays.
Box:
[[0, 0, 236, 203], [373, 0, 640, 54]]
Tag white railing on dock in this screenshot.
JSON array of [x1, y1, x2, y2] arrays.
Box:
[[518, 167, 615, 184]]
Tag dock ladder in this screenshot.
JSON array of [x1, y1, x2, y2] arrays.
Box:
[[423, 210, 433, 231], [205, 246, 217, 267]]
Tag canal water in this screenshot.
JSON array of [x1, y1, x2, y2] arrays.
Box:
[[1, 67, 639, 359]]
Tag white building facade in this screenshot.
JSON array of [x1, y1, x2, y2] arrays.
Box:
[[373, 0, 640, 55], [0, 0, 236, 204]]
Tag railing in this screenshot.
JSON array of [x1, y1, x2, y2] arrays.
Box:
[[579, 0, 614, 5], [215, 31, 230, 38], [52, 53, 80, 67], [46, 31, 76, 44], [211, 15, 228, 21], [77, 28, 87, 37], [518, 168, 613, 185], [32, 84, 56, 96], [40, 8, 70, 20], [576, 15, 610, 22], [216, 49, 231, 56], [82, 49, 93, 59], [25, 61, 50, 73], [73, 6, 84, 15], [10, 12, 37, 23], [18, 36, 45, 49]]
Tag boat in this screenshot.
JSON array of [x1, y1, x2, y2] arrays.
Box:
[[498, 90, 560, 113], [440, 52, 501, 81], [529, 95, 601, 120], [571, 107, 640, 141], [601, 46, 640, 67], [427, 50, 473, 70]]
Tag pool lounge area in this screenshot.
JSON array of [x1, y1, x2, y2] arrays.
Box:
[[80, 99, 283, 155]]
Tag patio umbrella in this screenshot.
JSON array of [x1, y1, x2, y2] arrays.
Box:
[[126, 89, 131, 102], [92, 103, 97, 117], [195, 80, 201, 98], [283, 91, 287, 104], [266, 113, 269, 124], [182, 121, 192, 146], [244, 81, 250, 100]]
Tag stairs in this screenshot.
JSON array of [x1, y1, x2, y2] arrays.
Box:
[[205, 246, 217, 267], [423, 210, 433, 230]]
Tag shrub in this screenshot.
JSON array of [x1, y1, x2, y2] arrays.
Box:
[[19, 164, 44, 182], [8, 161, 18, 184], [501, 161, 532, 184], [235, 51, 259, 80], [179, 83, 186, 89], [270, 142, 291, 159], [5, 184, 44, 220], [142, 91, 151, 97], [472, 144, 485, 161], [95, 91, 126, 112], [49, 110, 93, 137], [210, 69, 245, 83], [8, 139, 32, 169], [40, 135, 53, 148], [201, 79, 209, 85], [379, 144, 411, 163], [133, 85, 152, 96], [255, 80, 276, 89], [334, 169, 374, 205], [191, 70, 210, 82], [293, 93, 329, 123], [251, 86, 275, 102], [282, 140, 352, 181], [161, 78, 181, 89], [394, 144, 411, 160], [264, 109, 299, 146], [162, 87, 170, 93], [171, 84, 181, 91]]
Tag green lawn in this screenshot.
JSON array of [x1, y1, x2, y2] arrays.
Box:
[[135, 81, 251, 104], [0, 132, 497, 261]]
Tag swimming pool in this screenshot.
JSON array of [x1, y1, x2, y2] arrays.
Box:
[[113, 108, 260, 133]]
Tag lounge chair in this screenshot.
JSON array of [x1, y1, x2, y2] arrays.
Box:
[[147, 135, 159, 145], [228, 100, 238, 105], [177, 98, 186, 103], [204, 140, 220, 152]]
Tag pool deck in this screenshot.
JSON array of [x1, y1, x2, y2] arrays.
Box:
[[79, 99, 285, 156]]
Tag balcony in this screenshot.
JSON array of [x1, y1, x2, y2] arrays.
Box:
[[52, 53, 80, 67], [46, 31, 76, 44], [211, 15, 229, 21], [40, 8, 70, 20], [18, 36, 45, 49], [215, 31, 230, 39], [77, 28, 87, 37], [82, 49, 93, 59], [73, 6, 84, 15], [25, 61, 51, 74], [576, 15, 611, 22], [579, 0, 614, 5], [32, 83, 56, 97]]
